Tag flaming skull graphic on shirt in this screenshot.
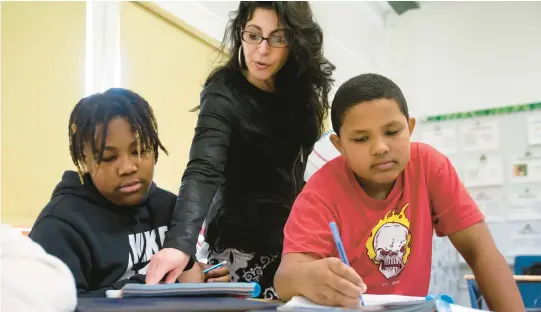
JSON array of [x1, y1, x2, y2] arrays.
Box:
[[365, 203, 412, 279]]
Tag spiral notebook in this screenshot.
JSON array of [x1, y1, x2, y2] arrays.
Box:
[[105, 282, 260, 299]]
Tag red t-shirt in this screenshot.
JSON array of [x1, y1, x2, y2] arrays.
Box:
[[283, 142, 484, 296]]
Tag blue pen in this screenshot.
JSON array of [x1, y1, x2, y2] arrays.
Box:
[[329, 221, 365, 306], [203, 260, 227, 274]]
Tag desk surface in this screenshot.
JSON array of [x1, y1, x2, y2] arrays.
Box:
[[76, 297, 282, 312], [463, 274, 541, 282]]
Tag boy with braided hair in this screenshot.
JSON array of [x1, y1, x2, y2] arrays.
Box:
[[30, 88, 229, 297]]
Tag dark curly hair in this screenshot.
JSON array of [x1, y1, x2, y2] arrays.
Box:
[[68, 88, 168, 183], [201, 1, 335, 143]]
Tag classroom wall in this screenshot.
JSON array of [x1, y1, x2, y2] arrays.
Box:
[[119, 2, 221, 194], [385, 2, 541, 306], [386, 1, 541, 118], [1, 1, 86, 227], [152, 1, 396, 98], [151, 1, 541, 123], [150, 1, 396, 135]]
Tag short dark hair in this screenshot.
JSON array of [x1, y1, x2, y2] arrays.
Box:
[[68, 88, 167, 182], [331, 73, 409, 136]]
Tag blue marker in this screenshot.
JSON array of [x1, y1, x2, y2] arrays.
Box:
[[330, 221, 365, 306], [203, 260, 227, 274], [425, 293, 454, 304]]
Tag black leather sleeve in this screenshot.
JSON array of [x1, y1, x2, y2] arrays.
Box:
[[163, 91, 239, 257]]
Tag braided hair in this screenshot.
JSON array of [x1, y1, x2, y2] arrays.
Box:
[[68, 88, 167, 183]]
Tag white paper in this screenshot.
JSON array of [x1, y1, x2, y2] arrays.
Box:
[[279, 295, 482, 311], [460, 121, 500, 152], [278, 295, 425, 311], [507, 189, 541, 221], [509, 235, 541, 257], [421, 126, 458, 155], [509, 158, 541, 183], [507, 221, 541, 257], [463, 156, 505, 187], [469, 189, 505, 221], [450, 304, 485, 312], [527, 114, 541, 145]]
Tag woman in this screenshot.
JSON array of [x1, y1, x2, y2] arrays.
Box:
[[146, 1, 334, 299]]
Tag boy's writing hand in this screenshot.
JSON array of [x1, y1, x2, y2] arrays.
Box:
[[300, 257, 366, 307]]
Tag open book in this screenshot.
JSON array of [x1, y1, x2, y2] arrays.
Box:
[[278, 295, 484, 312], [105, 282, 260, 299]]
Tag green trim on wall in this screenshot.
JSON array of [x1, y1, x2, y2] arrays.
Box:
[[424, 102, 541, 122]]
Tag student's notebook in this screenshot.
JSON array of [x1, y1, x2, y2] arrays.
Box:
[[105, 282, 260, 299], [278, 295, 483, 312], [76, 296, 279, 312]]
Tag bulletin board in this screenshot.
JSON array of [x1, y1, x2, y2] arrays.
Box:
[[413, 101, 541, 264]]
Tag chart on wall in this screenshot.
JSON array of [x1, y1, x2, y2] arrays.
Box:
[[414, 102, 541, 264]]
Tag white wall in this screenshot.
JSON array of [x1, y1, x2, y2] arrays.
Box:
[[386, 2, 541, 306], [387, 1, 541, 119], [153, 1, 396, 98], [99, 1, 541, 120]]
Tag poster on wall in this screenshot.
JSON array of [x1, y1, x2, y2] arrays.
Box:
[[506, 221, 541, 257], [420, 126, 458, 155], [527, 114, 541, 145], [460, 120, 500, 152], [507, 188, 541, 221], [509, 157, 541, 184], [469, 188, 505, 222], [463, 155, 505, 187]]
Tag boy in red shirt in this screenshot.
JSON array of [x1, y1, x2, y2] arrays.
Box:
[[274, 74, 524, 311]]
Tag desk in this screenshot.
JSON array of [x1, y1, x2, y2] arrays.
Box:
[[463, 274, 541, 282], [76, 297, 282, 312], [464, 274, 541, 310]]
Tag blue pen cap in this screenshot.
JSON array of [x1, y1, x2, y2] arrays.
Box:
[[425, 293, 454, 304], [250, 282, 261, 298]]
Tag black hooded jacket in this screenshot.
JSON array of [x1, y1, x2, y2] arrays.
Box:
[[29, 171, 194, 297]]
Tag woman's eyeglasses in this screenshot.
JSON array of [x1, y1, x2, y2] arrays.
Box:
[[241, 31, 288, 48]]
